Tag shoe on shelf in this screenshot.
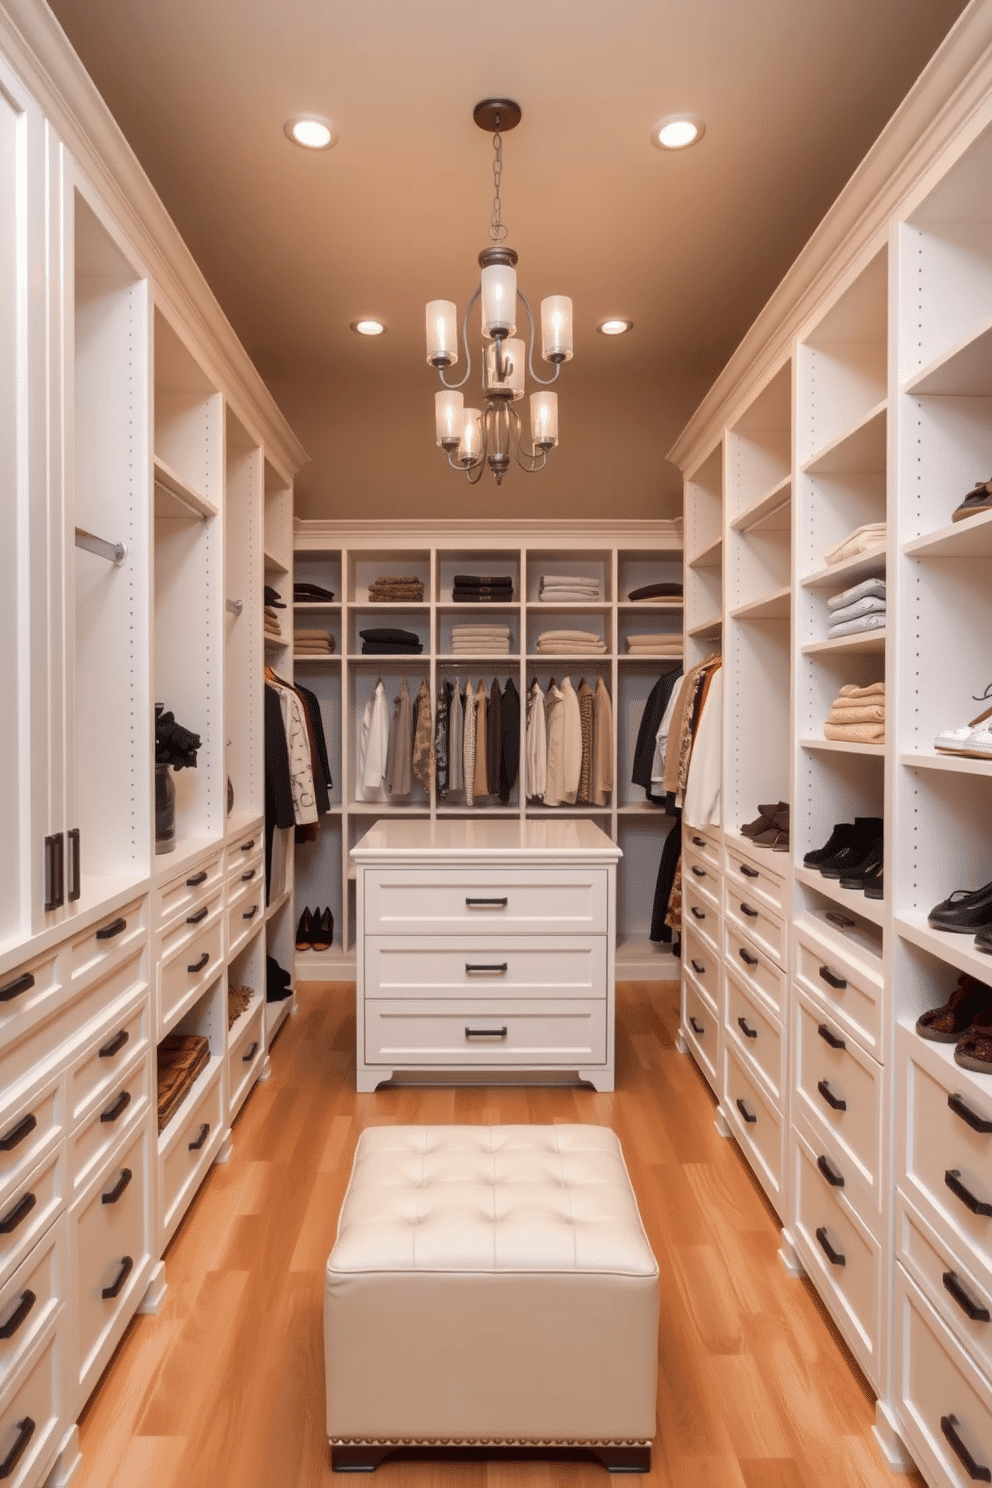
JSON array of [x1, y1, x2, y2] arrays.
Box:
[[752, 805, 789, 851], [295, 907, 313, 951], [927, 880, 992, 933], [916, 973, 992, 1043], [818, 819, 884, 879], [266, 955, 293, 1003], [951, 478, 992, 524], [803, 821, 857, 868], [863, 860, 884, 901], [311, 907, 334, 952], [976, 923, 992, 954], [742, 802, 788, 838], [839, 838, 883, 890], [953, 1003, 992, 1073], [934, 684, 992, 756]]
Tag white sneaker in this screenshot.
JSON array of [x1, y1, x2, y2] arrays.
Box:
[[935, 691, 992, 754]]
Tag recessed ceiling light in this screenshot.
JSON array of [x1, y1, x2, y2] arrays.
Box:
[[351, 319, 386, 336], [598, 319, 633, 336], [284, 115, 337, 150], [652, 115, 705, 150]]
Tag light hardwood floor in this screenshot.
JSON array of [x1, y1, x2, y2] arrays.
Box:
[[75, 981, 924, 1487]]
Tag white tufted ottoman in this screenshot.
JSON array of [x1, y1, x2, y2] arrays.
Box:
[[324, 1124, 659, 1473]]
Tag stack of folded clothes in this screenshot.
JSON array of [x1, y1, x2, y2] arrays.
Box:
[[916, 972, 992, 1073], [538, 574, 602, 602], [803, 817, 883, 897], [369, 575, 424, 603], [360, 627, 423, 655], [825, 576, 886, 639], [824, 681, 885, 742], [294, 581, 335, 603], [264, 606, 283, 641], [294, 628, 335, 656], [264, 584, 286, 610], [228, 983, 252, 1028], [452, 574, 514, 603], [627, 581, 684, 603], [823, 523, 886, 566], [741, 801, 789, 851], [157, 1033, 210, 1133], [536, 629, 606, 655], [624, 633, 683, 656], [450, 623, 511, 654]]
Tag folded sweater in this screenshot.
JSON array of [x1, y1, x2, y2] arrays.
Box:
[[827, 577, 886, 609]]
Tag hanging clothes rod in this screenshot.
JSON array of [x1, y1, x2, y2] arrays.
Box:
[[75, 527, 126, 567], [226, 598, 243, 617]]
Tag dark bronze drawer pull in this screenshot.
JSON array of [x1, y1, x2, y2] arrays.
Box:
[[102, 1168, 132, 1205], [100, 1090, 131, 1124], [102, 1255, 133, 1301], [0, 972, 34, 1004], [740, 864, 759, 879], [690, 959, 705, 974], [940, 1414, 991, 1482], [819, 965, 847, 990], [0, 1192, 36, 1235], [188, 952, 210, 974], [739, 948, 759, 967], [240, 838, 255, 852], [96, 916, 127, 941], [0, 1289, 36, 1341], [186, 906, 209, 925], [186, 870, 208, 887], [691, 866, 707, 878], [465, 962, 507, 974], [948, 1093, 992, 1135], [740, 903, 758, 918], [241, 868, 256, 882], [817, 1153, 845, 1188], [690, 906, 706, 920], [189, 1123, 210, 1152], [243, 905, 259, 920], [689, 1016, 704, 1035], [736, 1098, 757, 1125], [692, 836, 706, 847], [815, 1226, 845, 1267], [0, 1417, 35, 1479], [817, 1079, 847, 1112], [0, 1114, 37, 1152], [817, 1022, 846, 1050], [99, 1029, 129, 1059], [945, 1169, 992, 1217], [737, 1017, 758, 1040], [465, 897, 508, 907], [242, 1041, 259, 1062], [942, 1270, 991, 1324], [465, 1027, 507, 1038]]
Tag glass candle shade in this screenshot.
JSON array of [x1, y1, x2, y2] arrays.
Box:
[[435, 390, 464, 446], [541, 296, 573, 362], [530, 390, 558, 449], [484, 337, 525, 399], [480, 264, 516, 338], [459, 407, 483, 464], [426, 300, 458, 366]]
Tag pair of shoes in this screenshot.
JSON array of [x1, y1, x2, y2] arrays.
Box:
[[934, 684, 992, 758], [928, 880, 992, 936], [951, 478, 992, 523], [916, 974, 992, 1072], [748, 804, 790, 852], [296, 907, 334, 951], [266, 955, 293, 1003], [741, 801, 788, 838], [804, 819, 883, 893]]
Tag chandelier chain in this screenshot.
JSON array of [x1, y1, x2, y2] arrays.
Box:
[[489, 121, 507, 244]]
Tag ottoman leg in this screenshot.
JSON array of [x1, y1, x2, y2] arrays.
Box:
[[330, 1444, 392, 1472], [592, 1445, 652, 1473]]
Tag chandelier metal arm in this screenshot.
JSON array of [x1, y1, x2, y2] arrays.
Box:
[[437, 287, 482, 390], [508, 404, 549, 472], [518, 290, 563, 387]]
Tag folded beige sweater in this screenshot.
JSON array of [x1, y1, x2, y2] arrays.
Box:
[[824, 721, 885, 742], [826, 704, 885, 724]]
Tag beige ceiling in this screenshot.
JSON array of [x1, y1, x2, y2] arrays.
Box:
[[47, 0, 971, 518]]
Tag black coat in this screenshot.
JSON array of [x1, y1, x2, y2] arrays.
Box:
[[631, 668, 682, 804], [500, 678, 520, 802]]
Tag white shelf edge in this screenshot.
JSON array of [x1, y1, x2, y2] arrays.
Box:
[[730, 475, 792, 533], [801, 630, 886, 656], [263, 549, 289, 575], [903, 508, 992, 560], [895, 912, 992, 984], [799, 736, 886, 756], [795, 865, 885, 927], [799, 397, 887, 475], [902, 310, 992, 397], [153, 454, 216, 519], [899, 749, 992, 776], [800, 543, 887, 591], [688, 535, 723, 570], [730, 586, 791, 621]]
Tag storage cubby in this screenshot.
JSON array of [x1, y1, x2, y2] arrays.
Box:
[[154, 311, 220, 511], [896, 765, 992, 926], [897, 387, 992, 545], [615, 816, 680, 973], [525, 611, 608, 656], [615, 664, 678, 809], [436, 607, 519, 656], [295, 819, 343, 960], [350, 666, 430, 806], [797, 250, 888, 466], [264, 459, 293, 578], [796, 469, 887, 583], [525, 548, 611, 604], [346, 550, 430, 605], [896, 555, 992, 754], [794, 746, 885, 860], [617, 549, 683, 605], [436, 549, 520, 603], [725, 619, 790, 831], [264, 895, 296, 1043], [294, 548, 341, 604], [227, 924, 266, 1034], [224, 410, 262, 833], [347, 608, 428, 657], [156, 977, 224, 1138], [685, 442, 723, 563], [727, 362, 791, 523]]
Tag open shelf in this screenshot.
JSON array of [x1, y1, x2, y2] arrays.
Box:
[[896, 912, 992, 985], [802, 630, 885, 657], [800, 737, 885, 756], [264, 549, 289, 575], [689, 535, 723, 570], [800, 544, 886, 591], [795, 865, 885, 927], [802, 400, 887, 476], [730, 586, 790, 622], [153, 455, 215, 520], [732, 476, 792, 534], [904, 312, 992, 398], [899, 749, 992, 777], [688, 618, 723, 642], [903, 509, 992, 560]]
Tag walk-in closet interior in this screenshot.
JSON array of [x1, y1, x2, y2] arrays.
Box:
[[3, 0, 992, 1484]]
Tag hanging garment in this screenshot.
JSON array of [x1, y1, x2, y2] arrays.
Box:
[[652, 673, 686, 788], [271, 680, 318, 825], [487, 678, 502, 798], [448, 682, 464, 794], [576, 679, 595, 803], [559, 677, 582, 805], [356, 680, 389, 801], [591, 676, 614, 807], [473, 681, 489, 798], [384, 678, 413, 796], [500, 677, 520, 803], [632, 669, 683, 803], [412, 679, 433, 793], [435, 679, 453, 798], [683, 667, 723, 828], [264, 683, 295, 897], [526, 680, 547, 800], [463, 680, 477, 807], [291, 681, 325, 842], [649, 814, 681, 944], [663, 655, 719, 801], [295, 684, 333, 803], [675, 660, 720, 808], [544, 682, 566, 807]]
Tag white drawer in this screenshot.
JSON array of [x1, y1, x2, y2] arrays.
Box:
[[725, 968, 782, 1102], [225, 828, 263, 877], [64, 898, 147, 996], [156, 852, 223, 932], [725, 923, 784, 1018], [159, 889, 223, 976], [0, 1148, 64, 1294], [793, 1128, 881, 1386], [722, 1043, 782, 1207], [684, 826, 720, 871], [364, 936, 606, 1001], [683, 926, 720, 1012], [0, 1319, 63, 1488], [363, 869, 608, 935], [682, 974, 718, 1089], [726, 842, 785, 918], [0, 1216, 63, 1389], [228, 856, 263, 904], [228, 1002, 264, 1118], [227, 890, 263, 960], [895, 1263, 992, 1488], [902, 1028, 992, 1265], [0, 1074, 64, 1217], [683, 878, 719, 951], [795, 990, 882, 1215], [794, 924, 881, 1061], [898, 1193, 992, 1383], [161, 1063, 223, 1245], [724, 889, 784, 967], [70, 1125, 151, 1408], [0, 950, 61, 1093], [69, 990, 150, 1129], [68, 1051, 151, 1198], [159, 917, 223, 1037], [682, 847, 719, 911], [364, 999, 607, 1068]]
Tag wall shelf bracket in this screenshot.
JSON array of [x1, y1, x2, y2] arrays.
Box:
[[75, 526, 126, 567]]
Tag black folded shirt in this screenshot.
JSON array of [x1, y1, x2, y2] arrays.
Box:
[[453, 575, 514, 588], [360, 628, 421, 643]]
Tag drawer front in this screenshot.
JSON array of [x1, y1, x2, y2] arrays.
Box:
[[69, 992, 150, 1128], [726, 843, 785, 918], [682, 847, 719, 911], [71, 1126, 150, 1404], [896, 1264, 992, 1488], [161, 1066, 223, 1243], [794, 928, 881, 1060], [724, 889, 784, 967], [795, 991, 882, 1209], [365, 936, 606, 1001], [227, 891, 263, 960], [682, 975, 718, 1087], [683, 926, 720, 1013], [69, 1052, 151, 1198], [898, 1193, 992, 1382], [228, 1003, 265, 1117], [0, 1321, 62, 1488], [65, 898, 147, 995], [229, 856, 263, 905], [0, 1149, 64, 1294], [0, 951, 61, 1096], [725, 924, 784, 1018], [157, 852, 223, 932], [365, 999, 607, 1067], [0, 1217, 63, 1388], [723, 1043, 782, 1203], [159, 890, 223, 975], [725, 969, 782, 1101], [684, 827, 720, 871], [683, 879, 719, 951], [794, 1132, 880, 1385], [226, 829, 263, 877], [904, 1031, 992, 1261], [0, 1075, 64, 1217], [159, 918, 223, 1037], [363, 869, 608, 935]]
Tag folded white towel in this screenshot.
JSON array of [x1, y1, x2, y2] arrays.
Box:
[[827, 611, 886, 638], [827, 577, 887, 609], [829, 595, 886, 624]]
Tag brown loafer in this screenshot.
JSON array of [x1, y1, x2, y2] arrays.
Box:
[[954, 1004, 992, 1071], [917, 973, 992, 1042]]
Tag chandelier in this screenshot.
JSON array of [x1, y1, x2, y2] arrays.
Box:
[[425, 99, 573, 485]]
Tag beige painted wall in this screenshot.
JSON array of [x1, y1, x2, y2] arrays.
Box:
[[271, 364, 708, 523]]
